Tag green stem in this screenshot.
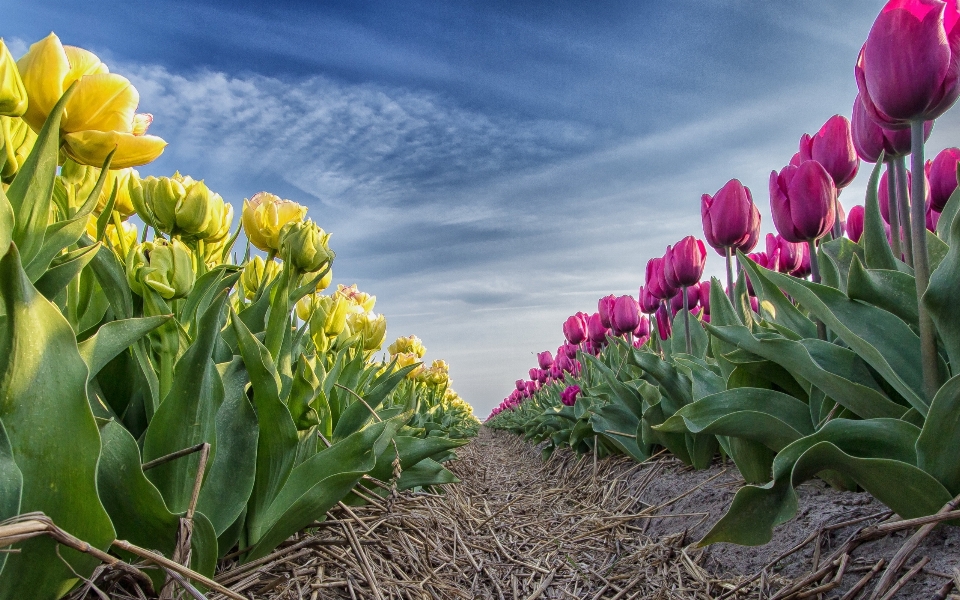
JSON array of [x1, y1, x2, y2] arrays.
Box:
[[911, 120, 940, 400], [886, 161, 901, 261], [895, 157, 914, 268], [682, 286, 692, 355], [832, 192, 843, 239], [808, 239, 826, 341], [725, 247, 735, 304]]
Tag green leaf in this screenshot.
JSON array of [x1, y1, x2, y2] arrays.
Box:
[[818, 237, 865, 294], [916, 374, 960, 495], [861, 158, 902, 272], [396, 458, 458, 490], [927, 230, 949, 274], [0, 419, 21, 575], [670, 308, 708, 358], [0, 186, 12, 258], [759, 268, 931, 414], [94, 182, 119, 242], [332, 363, 415, 441], [925, 199, 960, 370], [937, 183, 960, 240], [739, 255, 816, 339], [32, 242, 101, 300], [143, 291, 229, 512], [0, 245, 115, 599], [78, 316, 171, 382], [590, 404, 649, 462], [846, 258, 918, 328]]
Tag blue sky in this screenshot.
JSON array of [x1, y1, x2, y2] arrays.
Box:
[[6, 0, 960, 416]]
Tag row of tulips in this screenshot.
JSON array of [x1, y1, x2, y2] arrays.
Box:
[[0, 33, 478, 598], [488, 0, 960, 548]]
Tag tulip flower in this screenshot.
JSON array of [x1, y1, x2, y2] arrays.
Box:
[[664, 236, 706, 353], [537, 351, 554, 370], [586, 312, 608, 345], [388, 335, 426, 358], [766, 233, 805, 275], [791, 243, 812, 278], [17, 34, 166, 168], [131, 172, 234, 240], [562, 313, 588, 345], [0, 39, 26, 117], [698, 281, 712, 315], [279, 219, 334, 275], [654, 303, 672, 342], [243, 255, 282, 301], [770, 161, 837, 244], [336, 284, 377, 313], [799, 115, 860, 189], [852, 94, 933, 162], [638, 285, 660, 314], [125, 238, 196, 301], [670, 286, 699, 314], [635, 315, 651, 338], [701, 179, 761, 301], [928, 147, 960, 210], [749, 296, 760, 314], [598, 294, 616, 329], [242, 191, 308, 253], [611, 295, 640, 336], [927, 201, 941, 231], [645, 257, 676, 300], [847, 205, 866, 243], [560, 385, 581, 407], [559, 343, 578, 359], [348, 311, 387, 352]]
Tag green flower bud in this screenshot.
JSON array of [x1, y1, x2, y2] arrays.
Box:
[[125, 238, 196, 300], [308, 295, 349, 338], [279, 219, 334, 274], [347, 311, 387, 352], [136, 172, 233, 241], [0, 40, 27, 117], [240, 255, 281, 300], [1, 116, 35, 181]]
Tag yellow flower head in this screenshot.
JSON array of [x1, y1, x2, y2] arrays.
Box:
[[241, 191, 307, 252], [388, 335, 426, 359], [0, 115, 37, 181], [125, 237, 195, 300], [394, 352, 424, 380], [130, 172, 234, 240], [85, 215, 137, 253], [335, 283, 376, 313], [0, 39, 27, 117], [346, 311, 387, 352], [241, 255, 281, 301], [17, 33, 166, 168]]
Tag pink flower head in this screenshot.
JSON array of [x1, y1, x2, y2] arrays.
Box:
[[634, 315, 651, 338], [562, 312, 588, 345], [655, 303, 672, 340], [560, 385, 581, 406], [799, 115, 860, 188], [586, 312, 608, 345], [638, 285, 661, 314], [537, 350, 554, 370], [597, 294, 616, 329], [766, 233, 805, 274], [701, 179, 762, 255], [770, 161, 837, 243], [791, 243, 812, 278], [698, 280, 712, 315], [664, 236, 707, 288], [928, 146, 960, 210], [611, 295, 641, 336], [847, 205, 866, 242], [851, 94, 933, 162], [927, 200, 942, 230]]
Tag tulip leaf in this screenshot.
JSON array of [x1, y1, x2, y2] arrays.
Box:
[[937, 184, 960, 240], [0, 419, 20, 576], [143, 291, 229, 513], [739, 255, 816, 339], [861, 159, 902, 272], [31, 242, 99, 300], [229, 309, 299, 544], [819, 237, 864, 294], [670, 309, 708, 358], [708, 324, 905, 419], [0, 187, 12, 258], [759, 268, 931, 414], [590, 404, 649, 462], [396, 458, 458, 490], [701, 419, 952, 547], [0, 245, 115, 600], [642, 400, 693, 464], [927, 230, 949, 274], [363, 435, 467, 486], [845, 257, 918, 328], [925, 198, 960, 370], [78, 315, 172, 382], [332, 363, 416, 441], [916, 374, 960, 495], [94, 180, 119, 242]]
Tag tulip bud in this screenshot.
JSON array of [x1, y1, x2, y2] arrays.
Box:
[[347, 311, 387, 351], [792, 243, 812, 278], [634, 315, 651, 338], [655, 304, 672, 340], [846, 205, 866, 243], [0, 40, 27, 117], [136, 173, 233, 240], [242, 191, 308, 252], [766, 233, 805, 274], [336, 284, 376, 313], [855, 0, 960, 128], [562, 313, 588, 345], [928, 147, 960, 211], [125, 238, 196, 300], [537, 351, 554, 370], [750, 295, 760, 313], [851, 94, 933, 162], [279, 219, 334, 274], [586, 313, 608, 345], [611, 295, 640, 336], [560, 385, 581, 407], [638, 285, 660, 314], [242, 255, 282, 301], [559, 343, 578, 360], [664, 236, 707, 288], [698, 281, 712, 315], [644, 258, 667, 300], [769, 160, 837, 243], [307, 295, 350, 338], [799, 115, 859, 188], [0, 116, 36, 181], [597, 294, 616, 329], [701, 179, 761, 255]]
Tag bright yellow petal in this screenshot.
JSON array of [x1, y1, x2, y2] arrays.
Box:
[[16, 33, 70, 131], [62, 73, 137, 134], [62, 45, 107, 87], [62, 130, 166, 169]]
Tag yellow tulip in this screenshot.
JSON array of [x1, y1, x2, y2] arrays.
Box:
[[16, 33, 166, 168], [131, 172, 233, 240], [335, 283, 376, 313], [0, 39, 27, 117], [388, 335, 426, 359], [241, 191, 307, 252], [85, 215, 137, 253], [346, 311, 387, 352], [125, 238, 195, 300], [59, 158, 138, 217], [241, 255, 281, 301], [0, 116, 36, 181], [394, 352, 424, 380], [278, 219, 334, 274]]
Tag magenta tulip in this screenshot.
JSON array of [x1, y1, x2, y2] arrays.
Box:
[[562, 313, 588, 345], [537, 350, 554, 370], [634, 315, 651, 338], [644, 258, 671, 300], [698, 281, 712, 315], [847, 205, 866, 242], [586, 312, 608, 345], [749, 296, 759, 313], [559, 343, 578, 359], [928, 147, 960, 210], [878, 168, 930, 223], [701, 179, 761, 254], [927, 201, 941, 231], [655, 304, 672, 341], [598, 294, 616, 329], [770, 160, 837, 243], [766, 233, 804, 274], [856, 0, 960, 129], [799, 115, 860, 188], [851, 94, 933, 162], [670, 286, 699, 314], [560, 385, 581, 406], [790, 152, 802, 167], [664, 236, 707, 288], [611, 295, 641, 336], [515, 379, 525, 392], [638, 285, 660, 314], [792, 243, 812, 278]]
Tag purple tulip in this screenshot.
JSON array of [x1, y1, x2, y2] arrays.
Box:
[[644, 258, 670, 300], [562, 313, 588, 345], [611, 295, 641, 336], [878, 168, 930, 223], [559, 343, 578, 359], [749, 296, 759, 313], [766, 233, 805, 274], [701, 179, 761, 255], [598, 294, 616, 329], [799, 115, 860, 188], [638, 285, 660, 314], [847, 205, 866, 242], [634, 315, 651, 338], [515, 379, 525, 392], [670, 286, 699, 314], [560, 385, 581, 406], [655, 303, 672, 340], [792, 243, 812, 278], [927, 201, 942, 231], [928, 147, 960, 210], [537, 350, 554, 370], [525, 381, 537, 396], [634, 335, 650, 348], [664, 236, 707, 288], [528, 368, 539, 381], [856, 0, 960, 129], [586, 312, 608, 345], [790, 152, 802, 167], [770, 160, 837, 243], [698, 281, 712, 315], [852, 94, 933, 162]]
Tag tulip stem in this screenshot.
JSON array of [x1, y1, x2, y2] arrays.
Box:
[[886, 161, 901, 261], [807, 239, 827, 340], [725, 247, 735, 304], [895, 157, 914, 268], [682, 286, 692, 355], [911, 120, 940, 400], [832, 192, 843, 239]]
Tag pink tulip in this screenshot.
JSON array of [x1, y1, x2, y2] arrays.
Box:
[[792, 243, 812, 278], [927, 201, 942, 231], [749, 296, 760, 313], [634, 335, 650, 348], [634, 315, 651, 338], [528, 368, 539, 382], [515, 379, 525, 392], [644, 258, 671, 300], [770, 160, 837, 243], [638, 285, 660, 314], [562, 313, 588, 345], [664, 236, 707, 288], [799, 115, 860, 188], [701, 179, 761, 255], [537, 350, 554, 370], [598, 294, 616, 329], [928, 147, 960, 210], [698, 281, 712, 315], [856, 0, 960, 129], [878, 167, 930, 223], [586, 313, 608, 345], [670, 286, 699, 314], [560, 385, 581, 406], [611, 295, 641, 336], [790, 152, 802, 167], [765, 233, 802, 274], [851, 94, 933, 162], [655, 304, 672, 340], [847, 205, 866, 242]]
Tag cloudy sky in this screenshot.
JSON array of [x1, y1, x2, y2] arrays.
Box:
[[6, 0, 960, 417]]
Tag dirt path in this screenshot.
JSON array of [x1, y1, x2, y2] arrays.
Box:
[[208, 429, 724, 599]]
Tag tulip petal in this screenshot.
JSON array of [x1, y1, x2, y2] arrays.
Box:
[[62, 73, 138, 134], [62, 130, 166, 169], [16, 33, 70, 131]]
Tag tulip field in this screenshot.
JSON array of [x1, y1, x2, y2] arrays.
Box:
[[5, 1, 960, 599]]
